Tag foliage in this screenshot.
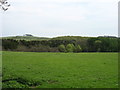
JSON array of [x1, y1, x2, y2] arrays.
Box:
[[94, 40, 102, 52], [2, 81, 29, 88], [58, 44, 66, 52], [66, 44, 75, 52], [2, 39, 18, 50], [2, 36, 118, 52], [87, 37, 118, 52], [74, 45, 82, 52]]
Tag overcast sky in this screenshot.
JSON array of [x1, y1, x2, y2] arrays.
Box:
[[0, 0, 119, 37]]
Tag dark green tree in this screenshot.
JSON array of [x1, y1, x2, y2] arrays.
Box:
[[75, 45, 82, 52], [94, 40, 102, 52]]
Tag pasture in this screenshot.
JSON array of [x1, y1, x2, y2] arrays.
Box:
[[2, 51, 118, 88]]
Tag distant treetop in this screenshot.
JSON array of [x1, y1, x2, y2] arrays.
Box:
[[24, 34, 33, 37], [98, 36, 117, 38]]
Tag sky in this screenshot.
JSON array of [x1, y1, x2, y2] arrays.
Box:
[[0, 0, 119, 37]]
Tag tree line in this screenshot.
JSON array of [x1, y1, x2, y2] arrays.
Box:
[[1, 36, 119, 52]]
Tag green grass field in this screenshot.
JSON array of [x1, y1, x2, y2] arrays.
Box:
[[2, 51, 118, 88]]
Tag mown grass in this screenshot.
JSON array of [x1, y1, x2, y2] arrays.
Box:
[[2, 51, 118, 88]]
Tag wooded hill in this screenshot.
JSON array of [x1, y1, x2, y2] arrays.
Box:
[[1, 35, 119, 52]]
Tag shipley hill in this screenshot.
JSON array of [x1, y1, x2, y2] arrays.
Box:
[[1, 35, 119, 52]]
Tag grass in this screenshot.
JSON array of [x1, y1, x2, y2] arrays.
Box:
[[2, 36, 50, 41], [2, 51, 118, 88]]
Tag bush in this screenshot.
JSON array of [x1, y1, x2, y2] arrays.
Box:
[[2, 81, 29, 88], [94, 40, 102, 52], [75, 45, 82, 52], [66, 44, 75, 52], [2, 39, 18, 50], [58, 44, 66, 52]]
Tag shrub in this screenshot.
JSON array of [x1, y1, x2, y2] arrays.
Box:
[[2, 39, 18, 50], [66, 44, 75, 52], [58, 44, 66, 52], [75, 45, 82, 52], [94, 40, 102, 52], [2, 81, 29, 88]]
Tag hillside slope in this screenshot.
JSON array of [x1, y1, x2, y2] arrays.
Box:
[[2, 36, 50, 41]]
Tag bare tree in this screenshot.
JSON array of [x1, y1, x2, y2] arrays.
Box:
[[0, 0, 10, 11]]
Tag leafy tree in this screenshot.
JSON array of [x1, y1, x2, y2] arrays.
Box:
[[108, 38, 118, 52], [66, 44, 75, 52], [87, 38, 98, 52], [58, 44, 66, 52], [94, 40, 102, 52], [2, 36, 118, 52], [2, 39, 18, 50], [99, 37, 110, 52], [75, 45, 82, 52], [118, 38, 120, 52]]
